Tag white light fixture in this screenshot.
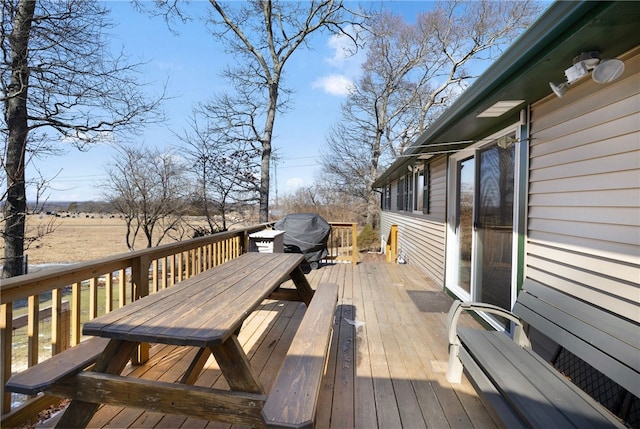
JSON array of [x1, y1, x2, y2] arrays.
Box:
[[592, 59, 625, 83], [549, 51, 625, 98]]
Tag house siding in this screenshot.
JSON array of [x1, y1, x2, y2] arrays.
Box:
[[526, 47, 640, 322], [380, 155, 447, 285]]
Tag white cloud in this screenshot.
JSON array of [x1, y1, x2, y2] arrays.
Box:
[[327, 31, 357, 66], [313, 25, 364, 97], [312, 74, 354, 96], [285, 177, 305, 192]]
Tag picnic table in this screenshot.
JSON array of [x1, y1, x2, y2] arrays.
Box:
[[18, 252, 337, 428]]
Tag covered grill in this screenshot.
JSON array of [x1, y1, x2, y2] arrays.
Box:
[[274, 213, 331, 269]]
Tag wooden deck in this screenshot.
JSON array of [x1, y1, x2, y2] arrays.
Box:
[[44, 259, 501, 429]]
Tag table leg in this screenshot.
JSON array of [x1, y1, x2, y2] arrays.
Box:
[[55, 340, 138, 429], [210, 335, 264, 394], [181, 347, 211, 385], [289, 265, 315, 306]]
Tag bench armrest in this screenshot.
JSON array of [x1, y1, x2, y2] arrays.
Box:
[[446, 300, 530, 384], [446, 300, 530, 348]]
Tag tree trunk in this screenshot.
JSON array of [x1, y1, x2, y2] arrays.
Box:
[[259, 82, 279, 223], [2, 0, 36, 278], [365, 129, 382, 227], [259, 143, 271, 223]]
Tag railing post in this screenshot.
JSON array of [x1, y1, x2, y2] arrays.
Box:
[[241, 230, 249, 255], [131, 254, 150, 364], [351, 223, 358, 265]]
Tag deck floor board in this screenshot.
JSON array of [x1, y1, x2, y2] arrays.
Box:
[[42, 260, 499, 429]]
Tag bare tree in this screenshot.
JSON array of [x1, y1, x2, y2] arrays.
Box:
[[178, 99, 261, 233], [105, 145, 189, 251], [1, 0, 165, 277], [146, 0, 359, 222], [278, 181, 365, 226], [321, 1, 542, 227]]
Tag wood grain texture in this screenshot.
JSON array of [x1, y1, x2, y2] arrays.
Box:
[[48, 372, 266, 426], [5, 337, 110, 395], [262, 283, 338, 429]]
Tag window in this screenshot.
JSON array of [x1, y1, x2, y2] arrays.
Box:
[[406, 171, 413, 211], [423, 163, 430, 214], [415, 170, 423, 212], [397, 177, 405, 210], [381, 185, 392, 210], [391, 165, 431, 214]]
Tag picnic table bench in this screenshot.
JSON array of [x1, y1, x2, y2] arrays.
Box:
[[446, 278, 639, 428], [6, 252, 339, 429]]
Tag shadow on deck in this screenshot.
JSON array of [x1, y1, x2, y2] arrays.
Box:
[[42, 260, 501, 429]]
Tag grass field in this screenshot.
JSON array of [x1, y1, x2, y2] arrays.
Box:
[[15, 214, 215, 266], [23, 215, 131, 265]]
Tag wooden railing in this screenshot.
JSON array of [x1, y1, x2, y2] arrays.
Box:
[[0, 224, 272, 419], [325, 222, 359, 266], [0, 221, 359, 424]]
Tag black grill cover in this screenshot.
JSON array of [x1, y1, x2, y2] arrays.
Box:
[[274, 213, 331, 263]]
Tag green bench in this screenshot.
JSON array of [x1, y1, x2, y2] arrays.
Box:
[[446, 278, 638, 428]]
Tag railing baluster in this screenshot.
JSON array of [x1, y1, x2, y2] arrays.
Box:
[[105, 273, 113, 313], [152, 259, 159, 293], [185, 250, 191, 279], [27, 295, 39, 367], [51, 288, 63, 355], [1, 303, 13, 415], [162, 256, 168, 289], [89, 278, 98, 320], [119, 269, 126, 308], [71, 283, 81, 346]]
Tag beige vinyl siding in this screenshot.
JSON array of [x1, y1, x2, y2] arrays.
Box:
[[428, 156, 447, 219], [380, 155, 447, 285], [527, 46, 640, 322]]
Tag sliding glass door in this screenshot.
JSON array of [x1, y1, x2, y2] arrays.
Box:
[[476, 140, 515, 317], [446, 131, 518, 328]]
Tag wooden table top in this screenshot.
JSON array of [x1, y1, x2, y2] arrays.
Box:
[[83, 252, 306, 348]]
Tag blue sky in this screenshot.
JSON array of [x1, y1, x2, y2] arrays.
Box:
[[25, 1, 457, 202]]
